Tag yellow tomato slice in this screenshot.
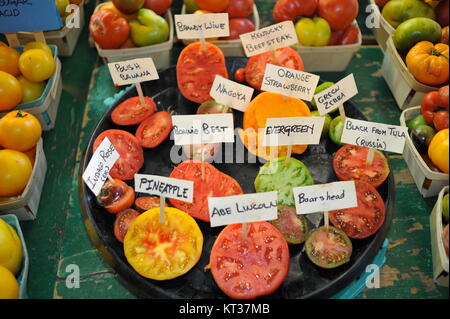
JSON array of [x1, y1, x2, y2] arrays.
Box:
[[124, 207, 203, 280]]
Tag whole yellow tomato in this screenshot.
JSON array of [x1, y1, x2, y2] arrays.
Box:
[[18, 76, 46, 103], [0, 111, 42, 151], [0, 219, 22, 276], [0, 71, 23, 111], [428, 128, 449, 174], [19, 49, 56, 82], [55, 0, 70, 16], [0, 41, 7, 47], [0, 150, 33, 197], [0, 46, 21, 77], [0, 266, 19, 299], [23, 41, 52, 56]]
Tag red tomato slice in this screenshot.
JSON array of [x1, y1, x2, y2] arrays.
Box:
[[169, 161, 243, 222], [135, 196, 167, 213], [333, 144, 390, 188], [135, 111, 173, 148], [329, 181, 386, 239], [210, 222, 290, 299], [177, 42, 228, 104], [111, 96, 156, 126], [93, 129, 144, 181], [114, 208, 140, 243]]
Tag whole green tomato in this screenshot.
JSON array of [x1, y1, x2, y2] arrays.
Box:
[[393, 17, 442, 55], [311, 111, 332, 138], [184, 0, 200, 13], [130, 8, 170, 46], [381, 0, 435, 29], [329, 116, 345, 146], [295, 17, 331, 47]]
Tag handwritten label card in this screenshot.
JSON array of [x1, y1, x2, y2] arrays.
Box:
[[263, 117, 325, 147], [0, 0, 62, 33], [261, 64, 320, 101], [134, 174, 194, 203], [107, 58, 159, 86], [172, 113, 235, 145], [208, 192, 278, 227], [240, 21, 298, 57], [210, 75, 255, 112], [174, 13, 229, 39], [293, 181, 358, 215], [341, 118, 408, 154], [314, 74, 358, 115], [82, 137, 120, 196]]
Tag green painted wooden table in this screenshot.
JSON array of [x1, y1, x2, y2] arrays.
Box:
[[17, 0, 449, 299]]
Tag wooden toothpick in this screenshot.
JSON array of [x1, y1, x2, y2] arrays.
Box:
[[135, 82, 146, 106]]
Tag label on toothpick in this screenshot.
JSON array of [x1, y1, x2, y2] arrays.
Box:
[[314, 74, 358, 115], [209, 75, 255, 112], [107, 58, 159, 86], [82, 137, 120, 196], [174, 13, 230, 39], [240, 21, 298, 57], [293, 181, 358, 215], [172, 113, 235, 145], [262, 117, 325, 147], [261, 64, 320, 101], [134, 174, 194, 203], [341, 118, 408, 154], [208, 192, 278, 227]]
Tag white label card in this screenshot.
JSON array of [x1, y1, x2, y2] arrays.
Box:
[[314, 74, 358, 115], [261, 64, 320, 101], [134, 174, 194, 203], [82, 137, 120, 196], [174, 13, 230, 39], [293, 181, 358, 215], [172, 113, 235, 145], [108, 58, 159, 86], [263, 117, 325, 147], [341, 118, 408, 154], [240, 21, 298, 57], [209, 75, 255, 112], [209, 192, 278, 227]]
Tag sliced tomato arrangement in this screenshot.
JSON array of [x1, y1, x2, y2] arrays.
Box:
[[169, 161, 243, 222], [270, 205, 309, 245], [329, 181, 386, 239], [135, 196, 167, 213], [96, 178, 135, 214], [135, 111, 173, 148], [177, 42, 229, 104], [209, 222, 290, 299], [333, 144, 390, 188], [124, 207, 203, 280], [111, 96, 156, 126], [93, 129, 144, 181], [114, 208, 140, 243]]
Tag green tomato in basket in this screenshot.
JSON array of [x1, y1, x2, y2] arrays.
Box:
[[381, 0, 436, 29], [406, 114, 427, 132], [442, 193, 449, 223], [329, 116, 345, 146], [311, 81, 335, 109], [311, 111, 332, 138], [393, 17, 442, 55], [295, 17, 331, 47], [130, 8, 169, 47], [184, 0, 200, 13]]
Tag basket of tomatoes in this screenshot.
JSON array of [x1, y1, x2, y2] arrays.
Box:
[[400, 86, 449, 197], [180, 0, 260, 57], [90, 1, 174, 70], [0, 111, 46, 221], [0, 41, 62, 131], [16, 1, 85, 57]]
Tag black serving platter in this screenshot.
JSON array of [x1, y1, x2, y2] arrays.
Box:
[[78, 57, 395, 299]]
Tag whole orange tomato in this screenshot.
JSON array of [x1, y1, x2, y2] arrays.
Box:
[[0, 71, 23, 111], [196, 0, 229, 13], [406, 41, 449, 86], [318, 0, 359, 31], [0, 110, 42, 152], [0, 46, 21, 77]]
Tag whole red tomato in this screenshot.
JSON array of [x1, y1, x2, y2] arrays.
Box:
[[442, 26, 449, 45], [224, 18, 255, 40], [273, 0, 318, 23], [375, 0, 389, 8], [196, 0, 229, 13], [89, 9, 130, 49], [112, 0, 144, 14], [436, 0, 449, 27], [143, 0, 172, 15], [421, 85, 449, 131], [318, 0, 359, 31], [226, 0, 253, 18]]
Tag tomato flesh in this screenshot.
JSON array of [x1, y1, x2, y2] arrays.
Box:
[[114, 208, 140, 243], [210, 222, 290, 299], [329, 181, 386, 239], [97, 179, 135, 214], [135, 196, 166, 213], [135, 111, 172, 148], [111, 96, 156, 126], [270, 205, 308, 245]]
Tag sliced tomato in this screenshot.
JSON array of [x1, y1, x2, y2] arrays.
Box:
[[114, 208, 140, 243], [124, 207, 203, 280], [169, 161, 243, 222], [135, 196, 167, 213], [333, 144, 390, 188], [135, 111, 172, 148], [270, 205, 308, 245], [93, 129, 144, 181], [111, 96, 156, 126], [177, 42, 228, 104], [210, 222, 290, 299], [305, 225, 353, 269], [237, 47, 304, 91], [329, 181, 386, 239], [96, 179, 135, 214]]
